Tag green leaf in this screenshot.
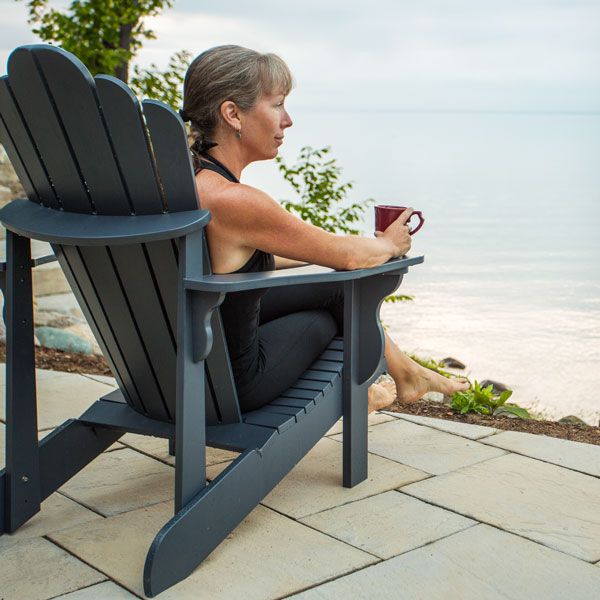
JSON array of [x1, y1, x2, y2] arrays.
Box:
[[497, 404, 531, 419]]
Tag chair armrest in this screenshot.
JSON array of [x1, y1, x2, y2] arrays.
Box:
[[0, 200, 210, 246], [185, 255, 424, 292]]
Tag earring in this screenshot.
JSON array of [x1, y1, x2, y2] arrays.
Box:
[[235, 129, 242, 139]]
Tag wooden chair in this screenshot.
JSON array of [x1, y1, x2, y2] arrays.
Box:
[[0, 44, 423, 596]]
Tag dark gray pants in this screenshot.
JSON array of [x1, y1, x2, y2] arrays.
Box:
[[237, 282, 344, 412]]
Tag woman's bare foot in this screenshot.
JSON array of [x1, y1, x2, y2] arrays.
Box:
[[395, 366, 470, 405], [367, 383, 396, 414]]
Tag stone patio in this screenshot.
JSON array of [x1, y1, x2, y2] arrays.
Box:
[[2, 369, 600, 599]]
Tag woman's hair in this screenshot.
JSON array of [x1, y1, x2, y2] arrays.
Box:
[[180, 45, 293, 168]]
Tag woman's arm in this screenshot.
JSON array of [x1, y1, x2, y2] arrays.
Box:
[[274, 255, 310, 269], [208, 183, 409, 271]]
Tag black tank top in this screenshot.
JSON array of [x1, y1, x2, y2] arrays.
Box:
[[196, 154, 275, 386]]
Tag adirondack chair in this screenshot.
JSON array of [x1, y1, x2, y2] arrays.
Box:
[[0, 44, 424, 596]]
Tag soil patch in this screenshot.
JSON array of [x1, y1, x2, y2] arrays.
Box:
[[387, 397, 600, 446], [0, 343, 111, 376], [2, 343, 598, 446]]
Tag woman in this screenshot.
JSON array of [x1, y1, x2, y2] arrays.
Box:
[[180, 45, 469, 414]]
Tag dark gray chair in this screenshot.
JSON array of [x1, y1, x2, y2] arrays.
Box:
[[0, 44, 423, 596]]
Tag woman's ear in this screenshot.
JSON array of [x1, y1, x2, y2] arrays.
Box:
[[220, 100, 242, 130]]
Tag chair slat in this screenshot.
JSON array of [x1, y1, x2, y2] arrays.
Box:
[[270, 397, 316, 413], [243, 410, 295, 433], [310, 360, 343, 374], [33, 46, 133, 215], [204, 368, 219, 424], [142, 100, 198, 212], [294, 378, 332, 393], [57, 245, 145, 413], [300, 369, 338, 383], [109, 244, 177, 406], [144, 240, 179, 334], [7, 47, 94, 212], [320, 349, 343, 362], [329, 338, 343, 351], [259, 405, 305, 422], [96, 75, 165, 215], [205, 310, 241, 424], [0, 78, 50, 205], [281, 388, 323, 401], [78, 245, 171, 421]]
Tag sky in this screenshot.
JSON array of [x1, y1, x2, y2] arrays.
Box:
[[0, 0, 599, 112]]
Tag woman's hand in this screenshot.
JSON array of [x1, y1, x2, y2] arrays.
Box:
[[374, 207, 414, 257]]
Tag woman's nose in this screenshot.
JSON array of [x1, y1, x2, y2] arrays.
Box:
[[283, 111, 293, 128]]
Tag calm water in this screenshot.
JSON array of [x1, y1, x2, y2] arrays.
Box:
[[243, 110, 600, 424]]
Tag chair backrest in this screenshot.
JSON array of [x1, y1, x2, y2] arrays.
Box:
[[0, 44, 240, 425]]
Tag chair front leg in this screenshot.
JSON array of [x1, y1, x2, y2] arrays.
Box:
[[2, 231, 41, 533], [342, 272, 405, 488]]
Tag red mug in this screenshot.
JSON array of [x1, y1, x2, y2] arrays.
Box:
[[375, 205, 425, 235]]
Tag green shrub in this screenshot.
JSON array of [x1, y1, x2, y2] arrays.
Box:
[[451, 380, 530, 419]]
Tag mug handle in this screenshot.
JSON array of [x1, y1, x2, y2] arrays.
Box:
[[408, 211, 425, 235]]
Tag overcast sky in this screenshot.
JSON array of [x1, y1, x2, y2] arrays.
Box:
[[1, 0, 599, 112]]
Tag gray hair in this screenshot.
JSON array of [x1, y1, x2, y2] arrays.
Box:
[[181, 45, 294, 162]]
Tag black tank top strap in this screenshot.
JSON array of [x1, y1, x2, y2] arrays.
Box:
[[195, 151, 239, 183]]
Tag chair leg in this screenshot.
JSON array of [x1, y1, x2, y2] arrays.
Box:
[[3, 231, 40, 533], [143, 377, 342, 597], [342, 274, 404, 488]]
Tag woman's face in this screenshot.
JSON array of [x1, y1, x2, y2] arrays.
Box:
[[240, 91, 293, 160]]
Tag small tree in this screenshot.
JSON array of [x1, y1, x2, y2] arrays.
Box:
[[129, 50, 191, 109], [16, 0, 187, 108], [276, 146, 372, 235]]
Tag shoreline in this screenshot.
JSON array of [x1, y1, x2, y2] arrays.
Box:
[[1, 343, 597, 446]]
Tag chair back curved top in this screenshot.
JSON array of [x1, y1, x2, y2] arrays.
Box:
[[0, 44, 239, 424]]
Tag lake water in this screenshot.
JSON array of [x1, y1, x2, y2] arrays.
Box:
[[243, 110, 600, 425]]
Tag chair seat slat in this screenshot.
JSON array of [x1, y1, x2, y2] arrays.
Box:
[[243, 410, 295, 433], [281, 388, 323, 401], [320, 349, 343, 362], [293, 378, 332, 393], [270, 397, 316, 413], [300, 369, 338, 383], [310, 360, 344, 374], [259, 405, 306, 422]]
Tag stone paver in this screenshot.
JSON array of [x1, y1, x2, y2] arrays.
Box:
[[481, 430, 600, 477], [121, 433, 238, 467], [300, 489, 476, 559], [59, 447, 174, 516], [0, 537, 105, 600], [325, 411, 397, 437], [0, 368, 113, 430], [0, 492, 102, 550], [289, 524, 600, 600], [388, 411, 499, 440], [333, 418, 506, 475], [50, 501, 377, 599], [54, 581, 138, 599], [403, 453, 600, 562], [235, 437, 429, 519]]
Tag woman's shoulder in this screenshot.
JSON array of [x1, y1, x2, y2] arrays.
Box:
[[196, 173, 276, 215]]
